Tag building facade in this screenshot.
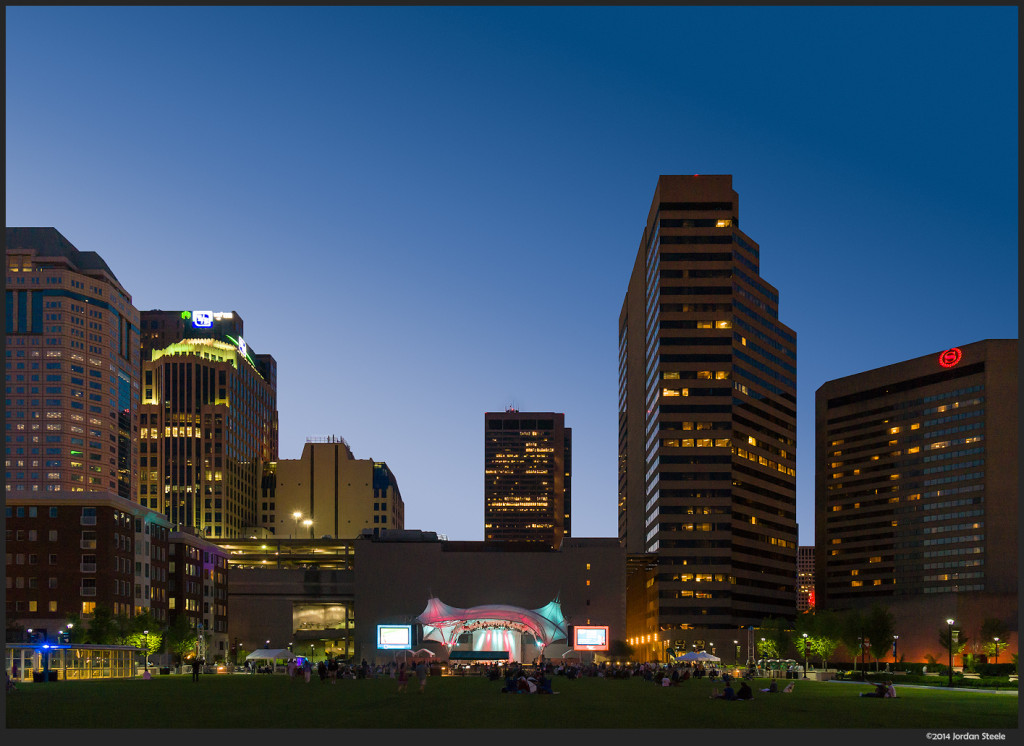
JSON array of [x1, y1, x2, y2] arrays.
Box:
[[797, 545, 815, 613], [815, 339, 1018, 610], [168, 530, 230, 661], [138, 309, 278, 538], [354, 532, 624, 665], [619, 176, 798, 656], [260, 437, 404, 539], [5, 227, 141, 501], [5, 493, 172, 639], [484, 410, 572, 549]]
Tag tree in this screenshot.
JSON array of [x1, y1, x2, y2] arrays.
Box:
[[839, 608, 866, 673], [810, 609, 842, 670], [86, 605, 117, 644], [63, 612, 88, 644], [980, 618, 1009, 663], [862, 603, 895, 672], [757, 617, 789, 662], [164, 616, 199, 672], [124, 611, 164, 668]]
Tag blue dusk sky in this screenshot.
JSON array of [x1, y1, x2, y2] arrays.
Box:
[[6, 6, 1018, 546]]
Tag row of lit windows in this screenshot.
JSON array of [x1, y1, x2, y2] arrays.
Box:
[[733, 447, 795, 477], [661, 438, 731, 448]]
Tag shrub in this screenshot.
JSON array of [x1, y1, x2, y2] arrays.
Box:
[[978, 663, 1017, 677]]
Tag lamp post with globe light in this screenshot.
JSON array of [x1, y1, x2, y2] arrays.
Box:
[[143, 630, 149, 673], [303, 518, 313, 538], [946, 618, 955, 688], [802, 633, 808, 678], [993, 637, 1000, 664]]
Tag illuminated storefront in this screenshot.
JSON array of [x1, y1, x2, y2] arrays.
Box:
[[6, 644, 141, 683]]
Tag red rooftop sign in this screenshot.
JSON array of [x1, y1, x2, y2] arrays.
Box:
[[938, 348, 963, 368]]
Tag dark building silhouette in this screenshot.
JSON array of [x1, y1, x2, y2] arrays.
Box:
[[618, 176, 798, 660], [484, 409, 571, 549]]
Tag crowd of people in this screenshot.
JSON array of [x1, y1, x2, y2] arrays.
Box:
[[236, 655, 903, 702]]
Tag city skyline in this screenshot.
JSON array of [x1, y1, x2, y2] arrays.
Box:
[[6, 6, 1018, 545]]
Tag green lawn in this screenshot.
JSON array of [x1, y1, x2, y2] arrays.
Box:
[[4, 673, 1019, 729]]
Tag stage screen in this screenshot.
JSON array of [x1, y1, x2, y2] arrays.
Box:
[[573, 625, 609, 651], [377, 624, 413, 650]]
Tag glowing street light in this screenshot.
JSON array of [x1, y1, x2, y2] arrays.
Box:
[[802, 632, 808, 678], [993, 637, 1000, 664], [303, 518, 313, 538], [292, 511, 302, 538], [946, 618, 955, 688], [143, 630, 150, 672]]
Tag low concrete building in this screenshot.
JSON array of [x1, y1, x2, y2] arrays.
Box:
[[220, 530, 625, 665]]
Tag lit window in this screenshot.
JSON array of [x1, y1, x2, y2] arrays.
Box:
[[716, 219, 731, 228], [662, 388, 680, 397]]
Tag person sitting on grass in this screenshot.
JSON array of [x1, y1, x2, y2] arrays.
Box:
[[736, 681, 754, 700], [760, 679, 779, 693], [860, 680, 895, 698], [710, 683, 737, 700]]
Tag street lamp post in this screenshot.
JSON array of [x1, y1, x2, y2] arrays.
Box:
[[734, 640, 740, 666], [760, 637, 766, 677], [802, 633, 808, 678], [303, 518, 313, 538], [893, 635, 899, 669], [946, 618, 955, 688], [292, 511, 302, 538], [143, 630, 149, 673], [993, 637, 1000, 664]]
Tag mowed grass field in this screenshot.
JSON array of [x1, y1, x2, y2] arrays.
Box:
[[4, 673, 1019, 730]]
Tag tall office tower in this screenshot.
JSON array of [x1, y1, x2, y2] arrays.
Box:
[[797, 545, 815, 613], [815, 339, 1018, 609], [484, 409, 572, 549], [138, 309, 278, 538], [260, 436, 405, 539], [5, 228, 140, 500], [619, 176, 797, 656]]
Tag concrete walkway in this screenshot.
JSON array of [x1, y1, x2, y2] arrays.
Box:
[[825, 678, 1019, 695]]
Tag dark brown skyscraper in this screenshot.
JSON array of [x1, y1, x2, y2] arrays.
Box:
[[484, 409, 571, 549], [815, 339, 1018, 608], [619, 176, 797, 659]]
